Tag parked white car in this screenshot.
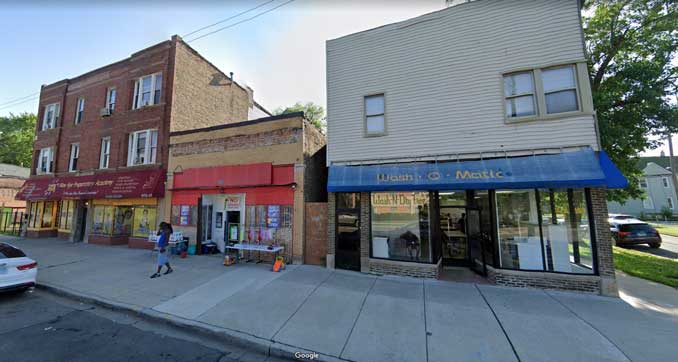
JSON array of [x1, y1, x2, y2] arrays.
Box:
[[0, 242, 37, 293]]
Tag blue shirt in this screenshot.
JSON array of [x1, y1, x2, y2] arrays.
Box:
[[157, 232, 168, 249]]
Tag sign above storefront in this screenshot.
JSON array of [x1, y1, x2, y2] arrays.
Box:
[[16, 169, 165, 201], [328, 149, 627, 192]]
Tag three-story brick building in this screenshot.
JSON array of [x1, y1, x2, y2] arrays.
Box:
[[17, 35, 269, 246]]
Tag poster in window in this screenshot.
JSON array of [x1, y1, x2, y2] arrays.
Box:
[[215, 212, 223, 229], [133, 207, 156, 237], [229, 224, 239, 241], [92, 206, 105, 234], [267, 205, 280, 228], [180, 205, 190, 226], [41, 201, 54, 228]]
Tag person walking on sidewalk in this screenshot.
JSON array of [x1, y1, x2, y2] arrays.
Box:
[[150, 222, 173, 278]]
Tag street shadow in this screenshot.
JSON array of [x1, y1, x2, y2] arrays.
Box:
[[624, 244, 678, 259]]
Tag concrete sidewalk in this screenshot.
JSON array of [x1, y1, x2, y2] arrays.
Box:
[[3, 236, 677, 362]]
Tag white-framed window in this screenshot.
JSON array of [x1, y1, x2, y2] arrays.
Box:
[[668, 197, 674, 210], [37, 147, 54, 174], [68, 143, 79, 172], [640, 178, 648, 189], [662, 176, 670, 188], [364, 94, 385, 136], [127, 129, 158, 166], [542, 65, 578, 114], [504, 71, 536, 118], [106, 88, 117, 111], [643, 197, 655, 210], [42, 103, 60, 130], [132, 73, 162, 109], [100, 137, 111, 169]]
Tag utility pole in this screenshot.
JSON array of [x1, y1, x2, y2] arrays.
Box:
[[667, 132, 678, 199]]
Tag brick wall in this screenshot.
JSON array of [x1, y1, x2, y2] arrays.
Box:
[[302, 122, 327, 203], [359, 192, 370, 272], [171, 127, 302, 157], [304, 202, 327, 265], [32, 40, 173, 176], [170, 40, 250, 133], [487, 265, 601, 294], [0, 178, 26, 208], [589, 187, 617, 296], [368, 258, 441, 279], [326, 192, 336, 268]]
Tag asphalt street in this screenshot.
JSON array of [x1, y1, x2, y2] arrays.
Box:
[[0, 289, 286, 362], [628, 233, 678, 259]]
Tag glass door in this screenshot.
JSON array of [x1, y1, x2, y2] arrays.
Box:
[[466, 208, 486, 275], [440, 206, 469, 266], [335, 193, 361, 271]]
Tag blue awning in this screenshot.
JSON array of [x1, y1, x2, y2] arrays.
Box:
[[328, 149, 628, 192]]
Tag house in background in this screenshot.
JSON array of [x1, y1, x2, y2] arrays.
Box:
[[0, 163, 30, 233], [0, 163, 29, 212], [608, 161, 678, 218]]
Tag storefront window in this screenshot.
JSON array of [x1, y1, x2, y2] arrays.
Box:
[[474, 191, 495, 264], [171, 205, 197, 226], [41, 201, 55, 228], [58, 200, 75, 231], [496, 190, 544, 270], [113, 206, 133, 236], [439, 191, 466, 206], [539, 189, 594, 274], [132, 206, 156, 237], [371, 192, 432, 263]]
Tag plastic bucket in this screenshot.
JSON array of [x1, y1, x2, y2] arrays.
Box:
[[187, 245, 196, 255]]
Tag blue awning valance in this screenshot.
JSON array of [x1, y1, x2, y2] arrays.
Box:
[[328, 149, 627, 192]]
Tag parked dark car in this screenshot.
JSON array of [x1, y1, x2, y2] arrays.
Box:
[[610, 219, 662, 248]]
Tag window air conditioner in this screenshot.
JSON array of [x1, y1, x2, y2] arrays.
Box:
[[100, 107, 111, 117]]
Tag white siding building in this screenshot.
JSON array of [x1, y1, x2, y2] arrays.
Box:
[[325, 0, 626, 296]]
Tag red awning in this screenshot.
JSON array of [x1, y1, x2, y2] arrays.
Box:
[[16, 169, 165, 201]]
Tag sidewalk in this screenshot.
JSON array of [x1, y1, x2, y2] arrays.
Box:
[[3, 236, 677, 362]]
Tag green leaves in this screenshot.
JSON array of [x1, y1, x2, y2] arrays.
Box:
[[583, 0, 677, 202], [0, 112, 36, 167], [273, 102, 326, 131]]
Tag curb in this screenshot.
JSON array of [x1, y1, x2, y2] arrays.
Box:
[[36, 283, 347, 362]]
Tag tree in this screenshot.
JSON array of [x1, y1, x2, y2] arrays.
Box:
[[273, 102, 326, 132], [583, 0, 677, 202], [0, 113, 36, 167]]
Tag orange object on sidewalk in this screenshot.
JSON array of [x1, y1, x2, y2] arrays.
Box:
[[273, 256, 285, 272]]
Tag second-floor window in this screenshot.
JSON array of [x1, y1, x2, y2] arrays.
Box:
[[106, 88, 116, 111], [365, 94, 385, 136], [69, 143, 79, 172], [542, 65, 578, 114], [133, 73, 162, 109], [75, 97, 85, 124], [662, 176, 670, 188], [640, 178, 648, 189], [37, 147, 54, 174], [100, 137, 111, 169], [504, 72, 536, 118], [42, 103, 59, 130], [127, 129, 158, 166], [504, 64, 581, 121]]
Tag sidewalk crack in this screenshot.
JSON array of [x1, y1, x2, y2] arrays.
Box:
[[270, 270, 334, 341], [545, 291, 634, 362], [339, 275, 378, 359], [474, 284, 522, 362]]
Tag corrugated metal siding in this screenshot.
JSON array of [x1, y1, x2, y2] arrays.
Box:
[[326, 0, 597, 164]]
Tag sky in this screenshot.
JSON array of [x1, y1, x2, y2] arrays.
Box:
[[0, 0, 672, 156]]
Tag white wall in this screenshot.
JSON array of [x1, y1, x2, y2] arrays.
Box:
[[326, 0, 598, 165]]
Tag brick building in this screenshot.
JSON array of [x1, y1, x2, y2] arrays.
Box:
[[165, 112, 327, 264], [16, 35, 270, 245]]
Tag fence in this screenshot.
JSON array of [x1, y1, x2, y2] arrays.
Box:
[[0, 209, 25, 236]]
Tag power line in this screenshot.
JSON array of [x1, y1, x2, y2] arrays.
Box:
[[186, 0, 296, 43], [182, 0, 278, 38], [0, 92, 39, 107], [0, 96, 39, 112]]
